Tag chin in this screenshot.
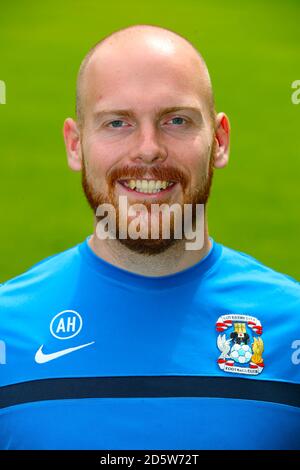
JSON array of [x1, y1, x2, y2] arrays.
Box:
[[117, 236, 180, 255]]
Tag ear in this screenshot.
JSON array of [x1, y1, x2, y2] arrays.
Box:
[[214, 112, 230, 169], [63, 118, 82, 172]]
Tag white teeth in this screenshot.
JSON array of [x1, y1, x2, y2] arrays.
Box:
[[148, 180, 155, 191], [121, 179, 173, 193], [141, 180, 148, 191]]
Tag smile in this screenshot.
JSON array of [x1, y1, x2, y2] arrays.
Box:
[[117, 179, 177, 195]]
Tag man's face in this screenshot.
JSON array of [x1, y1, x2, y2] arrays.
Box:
[[79, 42, 216, 254]]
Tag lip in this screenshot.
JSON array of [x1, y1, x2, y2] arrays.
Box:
[[116, 180, 179, 198]]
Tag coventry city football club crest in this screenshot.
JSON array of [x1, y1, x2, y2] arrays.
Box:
[[216, 314, 264, 376]]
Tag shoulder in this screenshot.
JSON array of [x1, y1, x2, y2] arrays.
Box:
[[216, 242, 299, 296], [0, 242, 83, 300]]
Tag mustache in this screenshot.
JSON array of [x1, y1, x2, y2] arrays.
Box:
[[107, 165, 189, 191]]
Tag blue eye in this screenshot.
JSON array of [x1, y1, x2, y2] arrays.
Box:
[[108, 120, 125, 128], [169, 117, 186, 125]]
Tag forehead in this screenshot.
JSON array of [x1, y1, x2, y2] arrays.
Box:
[[81, 41, 211, 117]]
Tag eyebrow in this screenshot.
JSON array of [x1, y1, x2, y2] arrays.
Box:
[[93, 106, 203, 125]]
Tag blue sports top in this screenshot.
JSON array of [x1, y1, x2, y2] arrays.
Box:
[[0, 237, 299, 450]]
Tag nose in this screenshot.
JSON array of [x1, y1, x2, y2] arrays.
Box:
[[129, 122, 168, 165]]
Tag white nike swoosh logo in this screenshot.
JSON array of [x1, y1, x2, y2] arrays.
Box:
[[35, 341, 95, 364]]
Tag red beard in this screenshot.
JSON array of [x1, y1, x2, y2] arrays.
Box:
[[81, 142, 215, 255]]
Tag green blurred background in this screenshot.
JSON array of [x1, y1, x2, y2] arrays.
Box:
[[0, 0, 299, 282]]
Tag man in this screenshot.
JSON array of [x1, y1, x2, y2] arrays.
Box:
[[0, 24, 299, 450]]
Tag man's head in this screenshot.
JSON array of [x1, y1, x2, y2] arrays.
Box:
[[63, 24, 230, 254]]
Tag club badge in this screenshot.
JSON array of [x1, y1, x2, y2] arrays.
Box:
[[216, 314, 264, 375]]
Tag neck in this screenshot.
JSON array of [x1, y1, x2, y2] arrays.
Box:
[[88, 219, 212, 277]]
